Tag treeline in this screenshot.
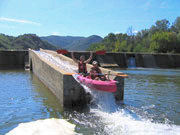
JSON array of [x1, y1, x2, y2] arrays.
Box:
[[0, 34, 57, 50], [88, 17, 180, 53]]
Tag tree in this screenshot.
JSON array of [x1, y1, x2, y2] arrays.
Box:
[[155, 19, 170, 31], [88, 17, 180, 54], [175, 32, 180, 53], [133, 43, 143, 52], [119, 40, 128, 52], [104, 33, 116, 42], [171, 17, 180, 33], [113, 40, 121, 52], [150, 19, 170, 34], [150, 32, 177, 53]]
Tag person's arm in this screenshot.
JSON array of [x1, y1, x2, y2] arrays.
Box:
[[71, 52, 79, 63], [84, 51, 93, 63], [99, 68, 102, 74]]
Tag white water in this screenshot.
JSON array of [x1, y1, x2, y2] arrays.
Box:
[[13, 51, 179, 135], [36, 51, 78, 73], [6, 118, 76, 135], [128, 57, 136, 68]]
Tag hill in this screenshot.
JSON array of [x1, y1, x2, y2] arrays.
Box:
[[41, 35, 103, 51], [0, 34, 57, 50], [68, 35, 103, 51], [40, 36, 84, 48]]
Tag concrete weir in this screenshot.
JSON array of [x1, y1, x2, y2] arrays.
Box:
[[65, 52, 180, 68], [0, 51, 28, 69], [29, 49, 124, 107]]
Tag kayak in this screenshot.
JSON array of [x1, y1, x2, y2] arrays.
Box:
[[77, 75, 117, 92]]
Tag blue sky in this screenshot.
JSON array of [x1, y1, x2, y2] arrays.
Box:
[[0, 0, 179, 37]]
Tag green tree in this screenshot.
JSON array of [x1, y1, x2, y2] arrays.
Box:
[[133, 43, 143, 52], [150, 32, 177, 53], [119, 40, 128, 52], [150, 19, 170, 34], [171, 17, 180, 33], [88, 17, 180, 54], [113, 40, 121, 52]]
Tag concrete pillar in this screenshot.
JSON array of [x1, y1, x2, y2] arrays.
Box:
[[114, 76, 124, 101]]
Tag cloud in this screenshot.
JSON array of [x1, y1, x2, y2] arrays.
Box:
[[0, 17, 41, 26], [133, 30, 138, 34], [51, 32, 60, 36], [114, 31, 121, 34]]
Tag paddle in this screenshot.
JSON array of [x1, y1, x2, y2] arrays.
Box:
[[65, 72, 128, 78], [56, 49, 68, 54], [95, 50, 106, 55], [56, 49, 106, 55], [97, 73, 128, 78]]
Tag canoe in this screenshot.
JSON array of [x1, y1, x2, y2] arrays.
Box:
[[77, 75, 117, 92]]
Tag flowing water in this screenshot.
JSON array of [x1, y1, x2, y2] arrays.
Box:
[[1, 52, 180, 135], [70, 68, 180, 135]]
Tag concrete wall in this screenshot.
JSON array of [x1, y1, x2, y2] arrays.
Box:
[[0, 51, 28, 69], [65, 52, 180, 68], [29, 49, 125, 108], [29, 50, 90, 107]]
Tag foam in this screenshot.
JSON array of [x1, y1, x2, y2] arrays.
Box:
[[6, 118, 76, 135], [35, 51, 77, 73], [90, 90, 180, 135]]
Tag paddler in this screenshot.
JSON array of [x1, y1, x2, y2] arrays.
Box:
[[71, 52, 93, 76], [90, 61, 108, 81]]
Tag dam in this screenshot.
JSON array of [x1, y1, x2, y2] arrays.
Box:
[[1, 50, 180, 108], [29, 49, 125, 107], [64, 52, 180, 68]]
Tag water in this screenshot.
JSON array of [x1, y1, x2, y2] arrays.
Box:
[[127, 57, 136, 68], [1, 52, 180, 134], [0, 70, 63, 134], [69, 68, 180, 135], [119, 68, 180, 125]]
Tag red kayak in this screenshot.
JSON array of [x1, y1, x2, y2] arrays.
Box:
[[77, 75, 117, 92]]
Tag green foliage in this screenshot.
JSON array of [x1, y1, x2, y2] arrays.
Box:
[[88, 17, 180, 54], [87, 43, 105, 51], [150, 32, 177, 53], [0, 34, 57, 50], [171, 17, 180, 33]]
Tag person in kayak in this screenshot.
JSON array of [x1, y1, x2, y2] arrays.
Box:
[[71, 52, 93, 76], [90, 61, 108, 81]]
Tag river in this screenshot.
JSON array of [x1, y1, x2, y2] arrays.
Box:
[[0, 68, 180, 135]]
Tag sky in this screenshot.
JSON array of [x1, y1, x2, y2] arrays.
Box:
[[0, 0, 180, 37]]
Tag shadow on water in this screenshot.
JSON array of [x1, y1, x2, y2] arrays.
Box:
[[30, 73, 63, 118]]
